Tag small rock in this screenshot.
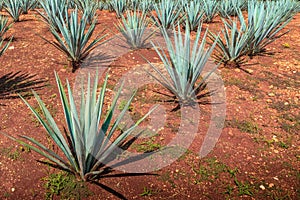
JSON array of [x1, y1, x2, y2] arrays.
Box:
[[268, 93, 275, 97], [266, 99, 273, 103], [284, 102, 289, 105], [274, 149, 279, 153], [273, 176, 279, 181], [272, 135, 278, 142], [11, 188, 15, 192], [234, 68, 241, 72], [8, 46, 14, 50], [259, 185, 266, 190], [269, 183, 274, 188]]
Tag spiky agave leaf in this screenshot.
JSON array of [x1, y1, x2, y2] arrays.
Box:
[[3, 0, 23, 22], [43, 8, 107, 72], [208, 18, 255, 67], [217, 0, 246, 18], [183, 0, 205, 31], [110, 0, 127, 18], [116, 9, 155, 49], [37, 0, 68, 31], [149, 20, 217, 105], [1, 72, 157, 181], [20, 0, 36, 14], [152, 0, 182, 29], [0, 15, 13, 40], [74, 0, 98, 25], [0, 37, 11, 56], [202, 0, 218, 23], [238, 1, 295, 56]]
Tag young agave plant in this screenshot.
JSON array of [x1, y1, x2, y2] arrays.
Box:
[[202, 0, 218, 23], [116, 9, 154, 49], [110, 0, 127, 18], [20, 0, 36, 14], [0, 15, 13, 40], [1, 72, 156, 181], [3, 0, 23, 22], [208, 19, 255, 67], [38, 0, 68, 31], [44, 9, 106, 72], [152, 0, 182, 29], [183, 0, 205, 31], [239, 1, 294, 56], [149, 21, 217, 105]]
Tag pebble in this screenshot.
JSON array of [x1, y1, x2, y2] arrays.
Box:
[[272, 135, 278, 142], [259, 185, 266, 190], [11, 188, 15, 192], [266, 99, 273, 103], [268, 93, 275, 97], [269, 183, 274, 188]]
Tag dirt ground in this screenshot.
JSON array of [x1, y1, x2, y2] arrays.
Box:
[[0, 10, 299, 199]]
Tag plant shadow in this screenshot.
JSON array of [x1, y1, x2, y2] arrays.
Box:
[[0, 71, 47, 102], [38, 133, 158, 199]]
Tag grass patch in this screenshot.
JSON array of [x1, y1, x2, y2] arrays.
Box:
[[139, 187, 158, 196], [0, 145, 30, 160], [132, 137, 162, 153], [225, 77, 262, 96], [225, 118, 261, 134], [192, 157, 228, 183], [42, 171, 92, 200]]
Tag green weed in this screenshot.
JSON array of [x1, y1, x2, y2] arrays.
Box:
[[42, 172, 92, 200], [234, 178, 254, 196], [226, 119, 261, 134], [140, 187, 157, 196], [133, 137, 161, 153]]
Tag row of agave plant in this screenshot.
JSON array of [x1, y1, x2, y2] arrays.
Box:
[[0, 0, 299, 182]]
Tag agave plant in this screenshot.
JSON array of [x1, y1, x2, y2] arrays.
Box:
[[3, 0, 23, 22], [74, 0, 98, 25], [152, 0, 182, 29], [149, 21, 217, 104], [183, 0, 205, 31], [0, 15, 13, 40], [43, 8, 106, 72], [209, 19, 255, 67], [38, 0, 68, 31], [1, 72, 155, 181], [139, 0, 154, 11], [20, 0, 36, 14], [116, 9, 154, 49], [238, 1, 295, 56], [218, 0, 245, 18], [202, 0, 218, 23], [265, 0, 300, 15], [110, 0, 127, 18]]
